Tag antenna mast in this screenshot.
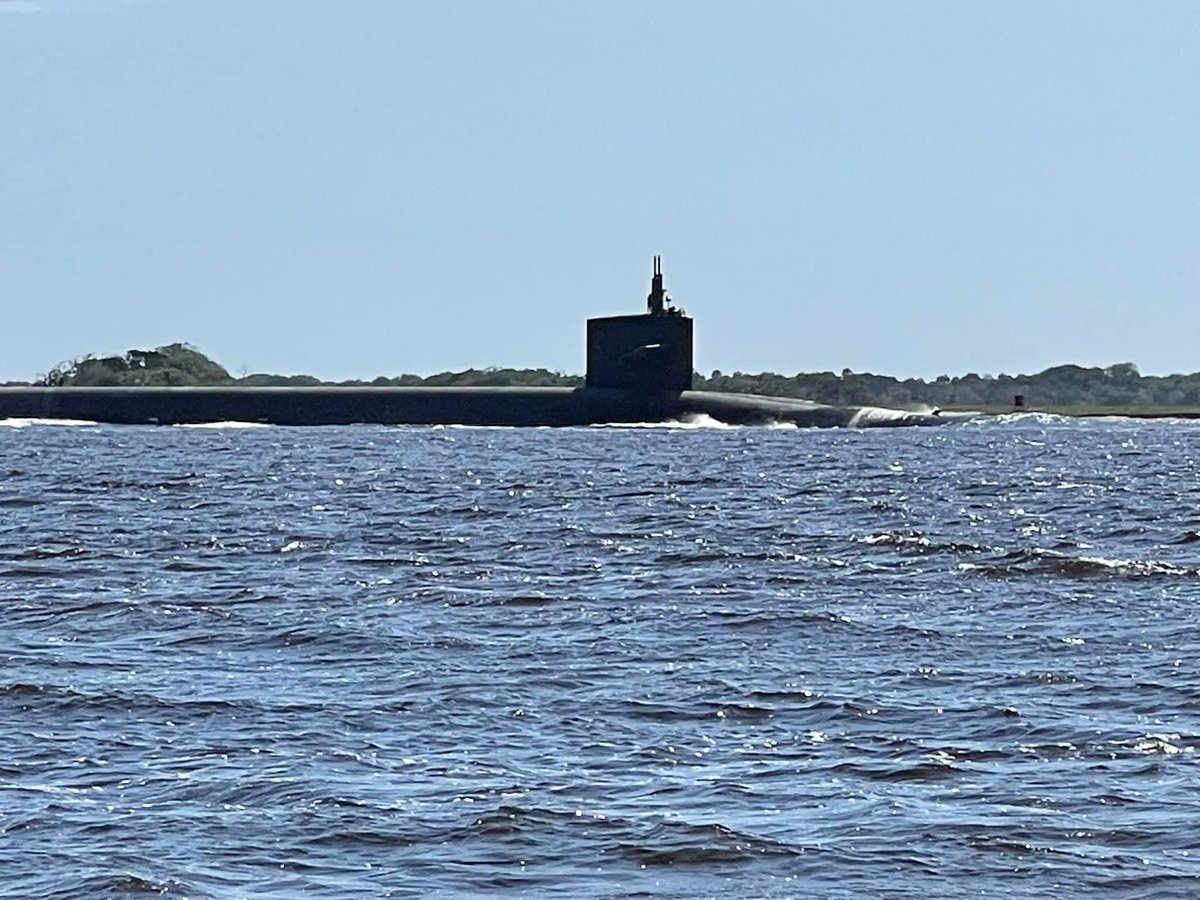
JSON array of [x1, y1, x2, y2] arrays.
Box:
[[647, 255, 667, 315]]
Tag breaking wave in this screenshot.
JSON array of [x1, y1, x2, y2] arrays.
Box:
[[848, 406, 931, 427], [961, 547, 1196, 579]]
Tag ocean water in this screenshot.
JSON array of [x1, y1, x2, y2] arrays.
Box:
[[2, 416, 1200, 898]]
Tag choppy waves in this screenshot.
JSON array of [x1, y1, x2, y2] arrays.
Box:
[[3, 419, 1200, 896]]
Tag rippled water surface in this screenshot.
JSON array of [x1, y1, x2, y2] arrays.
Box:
[[4, 416, 1200, 898]]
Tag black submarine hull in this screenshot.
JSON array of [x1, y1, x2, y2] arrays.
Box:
[[0, 386, 942, 428]]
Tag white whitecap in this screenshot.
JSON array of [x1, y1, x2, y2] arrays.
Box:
[[0, 418, 100, 428], [174, 421, 270, 429]]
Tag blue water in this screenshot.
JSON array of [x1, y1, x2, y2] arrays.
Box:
[[3, 416, 1200, 898]]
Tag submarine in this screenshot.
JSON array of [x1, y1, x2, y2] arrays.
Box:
[[0, 259, 943, 428]]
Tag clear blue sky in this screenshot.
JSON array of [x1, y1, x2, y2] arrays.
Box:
[[2, 1, 1196, 382]]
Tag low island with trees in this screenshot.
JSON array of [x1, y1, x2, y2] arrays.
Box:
[[11, 343, 1200, 417]]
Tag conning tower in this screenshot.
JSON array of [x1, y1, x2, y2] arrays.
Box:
[[585, 256, 694, 392]]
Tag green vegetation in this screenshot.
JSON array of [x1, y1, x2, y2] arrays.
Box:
[[34, 345, 582, 389], [39, 344, 233, 387], [695, 362, 1177, 408], [355, 368, 580, 388], [29, 345, 1200, 414], [695, 363, 1200, 411]]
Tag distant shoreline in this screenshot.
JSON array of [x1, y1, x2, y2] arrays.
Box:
[[22, 344, 1200, 416]]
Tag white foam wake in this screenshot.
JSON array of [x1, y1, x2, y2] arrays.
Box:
[[982, 411, 1074, 426], [847, 406, 923, 427], [174, 421, 270, 429], [592, 413, 740, 430], [0, 418, 100, 428]]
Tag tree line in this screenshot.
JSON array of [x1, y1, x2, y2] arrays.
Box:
[[697, 362, 1175, 408], [31, 345, 582, 390], [25, 345, 1200, 408]]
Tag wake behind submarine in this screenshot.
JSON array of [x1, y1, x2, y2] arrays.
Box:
[[0, 260, 944, 428]]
